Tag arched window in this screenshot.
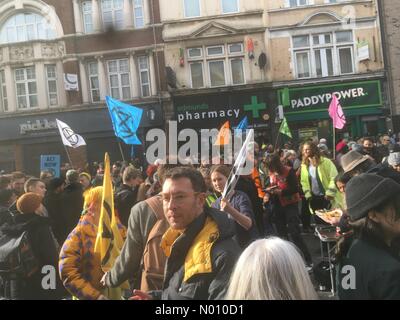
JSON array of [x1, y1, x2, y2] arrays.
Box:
[[0, 13, 56, 44]]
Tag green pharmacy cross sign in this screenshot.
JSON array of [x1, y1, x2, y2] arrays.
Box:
[[244, 96, 266, 119]]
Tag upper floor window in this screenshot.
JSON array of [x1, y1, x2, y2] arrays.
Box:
[[292, 30, 354, 79], [46, 65, 58, 106], [101, 0, 124, 30], [88, 62, 101, 102], [221, 0, 239, 14], [107, 59, 131, 100], [287, 0, 309, 7], [82, 1, 94, 33], [0, 13, 56, 44], [15, 66, 38, 109], [184, 0, 200, 18], [134, 0, 145, 28], [138, 56, 151, 97], [187, 43, 245, 88], [0, 70, 8, 112]]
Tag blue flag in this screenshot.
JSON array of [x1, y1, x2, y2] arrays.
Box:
[[235, 116, 248, 136], [106, 96, 143, 145], [237, 116, 248, 130]]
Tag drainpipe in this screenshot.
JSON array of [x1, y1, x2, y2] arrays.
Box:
[[376, 0, 394, 132]]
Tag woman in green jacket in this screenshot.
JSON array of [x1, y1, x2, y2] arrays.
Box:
[[300, 142, 343, 213]]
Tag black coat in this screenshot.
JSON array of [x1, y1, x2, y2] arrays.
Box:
[[114, 184, 138, 228], [61, 183, 84, 237], [338, 238, 400, 300], [0, 213, 66, 300], [236, 177, 265, 235], [43, 192, 67, 245], [0, 206, 13, 227], [157, 207, 240, 300]]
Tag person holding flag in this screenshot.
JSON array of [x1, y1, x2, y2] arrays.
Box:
[[59, 154, 127, 300]]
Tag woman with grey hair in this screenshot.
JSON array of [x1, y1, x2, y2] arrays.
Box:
[[226, 237, 318, 300]]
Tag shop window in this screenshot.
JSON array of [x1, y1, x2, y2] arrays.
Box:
[[221, 0, 239, 14], [82, 1, 94, 33], [15, 66, 38, 109], [293, 31, 355, 79], [0, 70, 8, 112], [101, 0, 124, 30], [88, 62, 101, 102], [0, 13, 56, 44], [107, 59, 131, 100], [184, 0, 201, 18], [138, 56, 151, 97], [46, 65, 58, 106]]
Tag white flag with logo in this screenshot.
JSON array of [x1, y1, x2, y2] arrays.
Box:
[[56, 119, 86, 148], [222, 129, 255, 200]]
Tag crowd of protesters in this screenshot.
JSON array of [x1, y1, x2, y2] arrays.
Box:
[[0, 132, 399, 300]]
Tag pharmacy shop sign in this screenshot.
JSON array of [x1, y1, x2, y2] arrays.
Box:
[[279, 81, 382, 112]]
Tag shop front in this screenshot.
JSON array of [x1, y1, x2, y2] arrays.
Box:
[[0, 104, 163, 175], [173, 89, 276, 147], [277, 80, 385, 145]]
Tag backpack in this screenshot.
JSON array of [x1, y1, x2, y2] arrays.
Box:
[[0, 230, 39, 280], [140, 195, 169, 292]]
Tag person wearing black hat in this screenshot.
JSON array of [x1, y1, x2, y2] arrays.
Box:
[[335, 174, 400, 300]]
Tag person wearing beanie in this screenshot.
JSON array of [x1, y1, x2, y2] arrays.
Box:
[[388, 152, 400, 172], [0, 192, 67, 299], [335, 174, 400, 300]]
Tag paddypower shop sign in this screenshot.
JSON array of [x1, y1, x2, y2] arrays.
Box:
[[278, 80, 382, 112]]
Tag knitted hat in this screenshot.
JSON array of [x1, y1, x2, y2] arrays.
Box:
[[341, 150, 370, 173], [346, 174, 400, 221], [388, 152, 400, 166], [79, 172, 92, 181], [16, 192, 42, 214]]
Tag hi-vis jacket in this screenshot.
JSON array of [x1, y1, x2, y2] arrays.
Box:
[[300, 157, 343, 210]]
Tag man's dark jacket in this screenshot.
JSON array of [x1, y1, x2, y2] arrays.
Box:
[[153, 207, 241, 300]]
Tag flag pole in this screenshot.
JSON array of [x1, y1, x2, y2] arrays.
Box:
[[333, 124, 336, 160], [274, 132, 280, 151], [117, 139, 126, 162], [63, 145, 74, 169]]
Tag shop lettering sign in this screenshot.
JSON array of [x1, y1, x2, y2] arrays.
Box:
[[20, 119, 57, 135], [278, 81, 382, 112]]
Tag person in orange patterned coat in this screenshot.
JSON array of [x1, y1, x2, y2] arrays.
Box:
[[59, 187, 126, 300]]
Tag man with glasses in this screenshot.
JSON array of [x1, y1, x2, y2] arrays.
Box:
[[131, 167, 240, 300], [377, 134, 393, 161]]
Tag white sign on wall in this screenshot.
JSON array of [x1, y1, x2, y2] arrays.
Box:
[[357, 41, 370, 62], [64, 73, 79, 91]]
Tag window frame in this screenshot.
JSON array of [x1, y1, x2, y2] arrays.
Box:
[[82, 1, 94, 33], [183, 0, 201, 19], [133, 0, 145, 28], [101, 0, 124, 30], [0, 70, 8, 112], [45, 64, 58, 107], [292, 31, 355, 79], [137, 56, 151, 97], [187, 43, 245, 88], [107, 58, 131, 100], [14, 66, 38, 110], [221, 0, 240, 14], [88, 61, 101, 103]]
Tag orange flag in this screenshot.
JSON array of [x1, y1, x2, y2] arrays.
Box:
[[214, 121, 231, 146]]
